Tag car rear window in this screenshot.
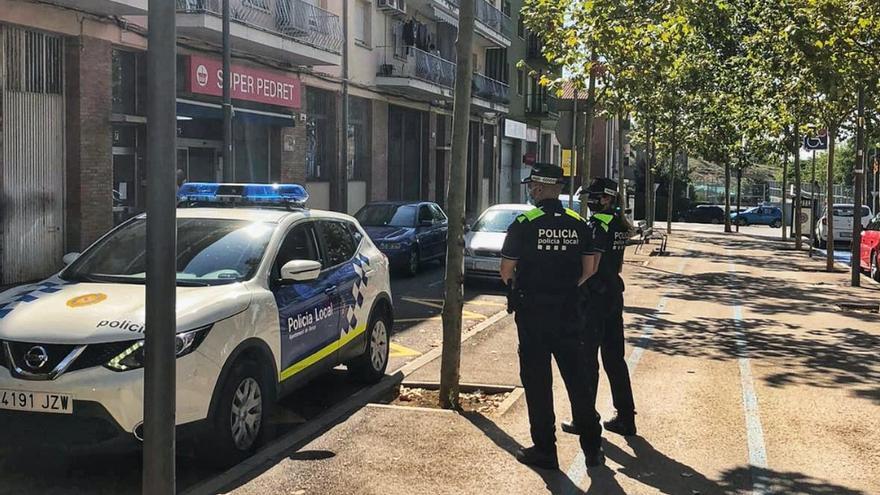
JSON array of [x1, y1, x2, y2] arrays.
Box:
[[832, 206, 870, 217]]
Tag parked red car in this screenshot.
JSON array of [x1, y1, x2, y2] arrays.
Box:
[[859, 213, 880, 281]]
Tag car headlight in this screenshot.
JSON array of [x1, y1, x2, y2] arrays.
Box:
[[105, 325, 212, 372]]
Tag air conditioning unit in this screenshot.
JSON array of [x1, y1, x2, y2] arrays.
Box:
[[378, 0, 407, 16]]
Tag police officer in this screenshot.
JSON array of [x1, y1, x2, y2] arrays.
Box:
[[500, 163, 605, 469], [563, 177, 637, 437]]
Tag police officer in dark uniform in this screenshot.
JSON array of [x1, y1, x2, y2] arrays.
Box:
[[500, 164, 605, 469], [563, 177, 637, 437]]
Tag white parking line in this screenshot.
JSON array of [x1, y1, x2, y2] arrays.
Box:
[[564, 258, 688, 492]]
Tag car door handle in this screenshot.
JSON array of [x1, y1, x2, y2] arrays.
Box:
[[324, 285, 337, 294]]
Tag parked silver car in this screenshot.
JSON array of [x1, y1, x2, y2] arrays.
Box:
[[464, 204, 532, 282]]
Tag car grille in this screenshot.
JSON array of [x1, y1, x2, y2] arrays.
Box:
[[474, 250, 501, 258], [1, 340, 136, 376]]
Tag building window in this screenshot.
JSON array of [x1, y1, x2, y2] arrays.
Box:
[[306, 87, 336, 181], [112, 50, 146, 115], [348, 97, 371, 181], [517, 69, 524, 96], [354, 0, 371, 47], [517, 16, 525, 38], [502, 0, 512, 16]]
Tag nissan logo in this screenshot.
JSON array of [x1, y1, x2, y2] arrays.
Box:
[[24, 346, 49, 370]]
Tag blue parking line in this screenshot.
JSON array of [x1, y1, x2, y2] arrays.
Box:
[[729, 261, 769, 495]]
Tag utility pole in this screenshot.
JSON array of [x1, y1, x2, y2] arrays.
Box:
[[852, 88, 865, 287], [666, 115, 677, 234], [736, 164, 742, 233], [568, 88, 578, 209], [439, 0, 475, 410], [222, 0, 232, 180], [340, 0, 350, 213], [781, 149, 788, 240], [809, 149, 817, 257], [143, 0, 177, 492], [793, 122, 802, 249]]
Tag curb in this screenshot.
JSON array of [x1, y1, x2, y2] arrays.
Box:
[[183, 308, 510, 495]]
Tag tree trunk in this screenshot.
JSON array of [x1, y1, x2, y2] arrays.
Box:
[[644, 120, 653, 227], [736, 164, 742, 233], [438, 0, 475, 410], [781, 149, 788, 240], [667, 116, 677, 234], [826, 127, 836, 272], [793, 123, 802, 249], [579, 52, 599, 217], [618, 112, 627, 209], [724, 159, 732, 233]]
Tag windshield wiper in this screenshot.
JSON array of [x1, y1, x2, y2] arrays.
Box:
[[175, 280, 213, 287]]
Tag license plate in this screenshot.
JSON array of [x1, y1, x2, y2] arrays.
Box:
[[0, 389, 73, 414]]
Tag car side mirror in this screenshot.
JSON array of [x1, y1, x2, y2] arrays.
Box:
[[62, 252, 81, 265], [280, 260, 322, 282]]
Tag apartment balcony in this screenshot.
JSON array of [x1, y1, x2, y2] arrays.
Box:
[[376, 48, 509, 113], [525, 92, 559, 120], [176, 0, 343, 67], [425, 0, 512, 47], [47, 0, 147, 15]]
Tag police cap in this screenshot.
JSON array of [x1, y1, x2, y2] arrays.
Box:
[[522, 163, 566, 185], [576, 177, 619, 197]]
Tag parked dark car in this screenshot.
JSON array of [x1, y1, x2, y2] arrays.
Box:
[[355, 201, 448, 276], [677, 204, 726, 224]]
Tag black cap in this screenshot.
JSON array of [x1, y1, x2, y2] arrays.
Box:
[[577, 177, 619, 197], [522, 163, 566, 185]]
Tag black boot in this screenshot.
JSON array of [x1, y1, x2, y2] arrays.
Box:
[[561, 420, 580, 435], [603, 413, 636, 436], [585, 446, 606, 468], [515, 446, 559, 470]]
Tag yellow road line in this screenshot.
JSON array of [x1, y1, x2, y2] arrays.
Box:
[[389, 342, 422, 358]]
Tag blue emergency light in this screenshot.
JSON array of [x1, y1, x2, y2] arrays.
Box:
[[177, 182, 309, 208]]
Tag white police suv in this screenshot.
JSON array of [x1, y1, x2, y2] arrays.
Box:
[[0, 183, 392, 463]]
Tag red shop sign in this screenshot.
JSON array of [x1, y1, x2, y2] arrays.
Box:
[[186, 55, 301, 109]]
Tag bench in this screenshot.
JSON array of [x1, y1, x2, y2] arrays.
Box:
[[631, 220, 668, 255]]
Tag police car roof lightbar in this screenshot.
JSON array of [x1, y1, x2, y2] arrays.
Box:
[[177, 182, 309, 208]]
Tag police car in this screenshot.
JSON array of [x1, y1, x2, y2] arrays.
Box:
[[0, 183, 393, 463]]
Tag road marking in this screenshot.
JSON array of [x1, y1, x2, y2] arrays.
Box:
[[727, 257, 769, 495], [565, 257, 688, 491], [389, 342, 422, 358], [400, 297, 487, 320]]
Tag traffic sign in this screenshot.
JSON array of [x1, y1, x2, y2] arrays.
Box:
[[804, 130, 828, 151]]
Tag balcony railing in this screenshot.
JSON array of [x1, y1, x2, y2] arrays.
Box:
[[443, 0, 511, 38], [526, 92, 559, 115], [473, 73, 510, 104], [176, 0, 343, 54], [378, 47, 456, 88]]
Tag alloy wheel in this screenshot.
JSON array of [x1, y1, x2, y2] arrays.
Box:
[[230, 377, 263, 451], [370, 320, 389, 371]]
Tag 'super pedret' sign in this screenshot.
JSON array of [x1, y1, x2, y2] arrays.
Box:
[[186, 55, 302, 109]]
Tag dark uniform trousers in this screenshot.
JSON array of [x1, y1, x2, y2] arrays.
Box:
[[585, 289, 635, 416], [516, 298, 603, 454]]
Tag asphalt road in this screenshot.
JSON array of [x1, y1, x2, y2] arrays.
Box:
[[0, 261, 507, 495]]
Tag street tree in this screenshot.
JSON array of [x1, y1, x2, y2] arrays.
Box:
[[438, 0, 476, 409]]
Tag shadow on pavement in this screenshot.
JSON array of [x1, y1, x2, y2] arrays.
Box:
[[461, 411, 585, 495], [719, 466, 868, 494]]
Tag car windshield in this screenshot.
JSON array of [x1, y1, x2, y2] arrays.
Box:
[[473, 209, 527, 233], [62, 218, 275, 286], [355, 204, 418, 227]]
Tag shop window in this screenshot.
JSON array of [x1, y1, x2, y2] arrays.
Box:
[[113, 50, 145, 115], [348, 97, 371, 181], [234, 121, 270, 183]]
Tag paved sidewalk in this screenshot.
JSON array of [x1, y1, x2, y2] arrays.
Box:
[[219, 226, 879, 495]]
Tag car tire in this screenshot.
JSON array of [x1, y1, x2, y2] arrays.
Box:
[[677, 216, 686, 222], [872, 253, 880, 282], [204, 359, 269, 467], [404, 248, 420, 277], [771, 219, 782, 228], [710, 218, 720, 225], [347, 309, 391, 384], [737, 218, 748, 227]]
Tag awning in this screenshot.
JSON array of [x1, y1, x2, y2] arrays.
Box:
[[176, 99, 297, 127]]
